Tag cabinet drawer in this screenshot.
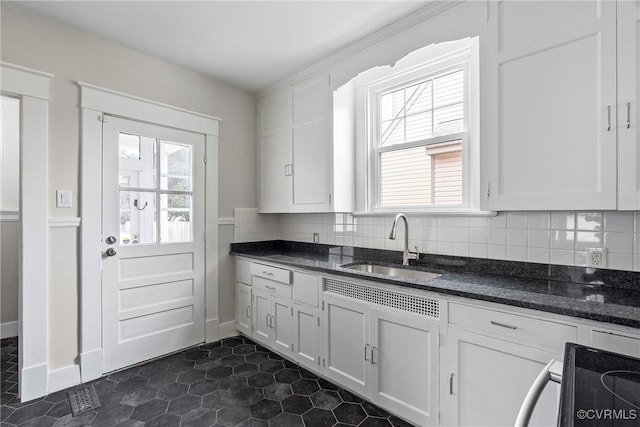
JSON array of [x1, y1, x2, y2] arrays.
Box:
[[253, 276, 292, 299], [293, 271, 319, 307], [449, 303, 576, 350], [251, 263, 291, 284]]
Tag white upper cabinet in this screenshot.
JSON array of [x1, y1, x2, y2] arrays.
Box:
[[618, 1, 640, 210], [257, 74, 354, 213], [291, 76, 332, 210], [257, 87, 292, 213], [481, 0, 618, 210]]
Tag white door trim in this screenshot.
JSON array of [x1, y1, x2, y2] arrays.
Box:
[[1, 62, 52, 401], [79, 83, 220, 383]]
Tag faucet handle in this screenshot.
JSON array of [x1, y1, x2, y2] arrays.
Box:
[[411, 246, 420, 261]]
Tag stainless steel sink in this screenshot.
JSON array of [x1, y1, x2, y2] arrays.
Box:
[[343, 263, 441, 280]]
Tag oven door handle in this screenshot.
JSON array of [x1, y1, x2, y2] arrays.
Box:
[[515, 360, 562, 427]]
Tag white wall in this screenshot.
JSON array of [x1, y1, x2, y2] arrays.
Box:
[[1, 3, 256, 367]]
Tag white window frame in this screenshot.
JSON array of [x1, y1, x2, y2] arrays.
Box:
[[354, 38, 481, 215]]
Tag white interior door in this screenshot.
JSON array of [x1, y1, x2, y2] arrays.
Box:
[[102, 116, 205, 373]]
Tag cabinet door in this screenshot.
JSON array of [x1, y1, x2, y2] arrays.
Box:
[[293, 304, 320, 370], [481, 0, 617, 210], [235, 283, 252, 336], [370, 309, 439, 427], [291, 76, 332, 211], [444, 328, 561, 427], [252, 289, 272, 345], [271, 295, 293, 354], [258, 88, 292, 213], [618, 1, 640, 209], [322, 294, 370, 396]]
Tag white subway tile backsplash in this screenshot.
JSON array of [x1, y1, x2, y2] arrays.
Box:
[[452, 242, 470, 256], [608, 253, 633, 270], [469, 243, 487, 258], [487, 228, 507, 245], [452, 227, 470, 243], [233, 208, 640, 272], [551, 230, 575, 250], [551, 212, 576, 230], [576, 212, 603, 231], [487, 244, 506, 259], [506, 246, 527, 262], [603, 232, 633, 253], [506, 228, 528, 247], [550, 249, 574, 266], [575, 231, 603, 251], [527, 247, 550, 264], [507, 212, 527, 228], [604, 211, 634, 232], [469, 227, 488, 244], [528, 229, 550, 248], [527, 212, 550, 229]]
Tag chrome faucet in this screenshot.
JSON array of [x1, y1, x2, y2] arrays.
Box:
[[389, 213, 419, 266]]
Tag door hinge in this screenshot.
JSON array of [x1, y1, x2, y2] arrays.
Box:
[[204, 153, 207, 164], [486, 182, 491, 198]]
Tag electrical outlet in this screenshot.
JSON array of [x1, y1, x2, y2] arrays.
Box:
[[587, 248, 606, 267]]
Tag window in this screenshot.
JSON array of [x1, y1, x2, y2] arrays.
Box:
[[353, 37, 479, 213]]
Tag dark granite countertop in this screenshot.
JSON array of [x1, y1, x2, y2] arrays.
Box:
[[230, 241, 640, 329]]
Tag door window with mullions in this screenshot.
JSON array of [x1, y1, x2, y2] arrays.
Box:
[[118, 132, 193, 244]]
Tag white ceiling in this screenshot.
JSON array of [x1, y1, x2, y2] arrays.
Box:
[[15, 1, 429, 93]]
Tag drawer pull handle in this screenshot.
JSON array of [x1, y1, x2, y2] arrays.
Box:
[[371, 346, 377, 365], [627, 102, 631, 129], [262, 271, 274, 276], [490, 320, 518, 330], [246, 306, 251, 318], [607, 105, 612, 131], [364, 344, 370, 361], [449, 373, 454, 395]]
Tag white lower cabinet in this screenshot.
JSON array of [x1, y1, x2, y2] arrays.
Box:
[[235, 282, 252, 336], [370, 308, 439, 427], [251, 288, 294, 353], [292, 304, 320, 370], [322, 292, 440, 426], [322, 293, 371, 396], [444, 328, 561, 427]]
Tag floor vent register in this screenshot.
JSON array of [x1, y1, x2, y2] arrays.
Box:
[[67, 384, 101, 416]]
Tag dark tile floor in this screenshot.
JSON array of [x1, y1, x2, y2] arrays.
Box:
[[0, 336, 415, 426]]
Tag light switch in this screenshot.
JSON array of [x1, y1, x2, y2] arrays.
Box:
[[56, 189, 72, 208]]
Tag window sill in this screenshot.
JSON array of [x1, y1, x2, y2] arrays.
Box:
[[351, 209, 497, 217]]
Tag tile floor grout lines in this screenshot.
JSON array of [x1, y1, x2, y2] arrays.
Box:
[[1, 336, 415, 426]]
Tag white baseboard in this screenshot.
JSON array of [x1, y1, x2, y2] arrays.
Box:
[[80, 348, 103, 383], [1, 321, 19, 339], [206, 318, 220, 343], [48, 364, 81, 394], [20, 363, 48, 402], [219, 320, 238, 340]]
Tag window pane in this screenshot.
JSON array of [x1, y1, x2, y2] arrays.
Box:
[[406, 81, 432, 114], [433, 103, 464, 136], [119, 191, 157, 244], [161, 141, 192, 191], [379, 140, 463, 207], [381, 118, 405, 146], [160, 194, 192, 242], [433, 70, 464, 108], [119, 134, 156, 189], [406, 112, 432, 143]]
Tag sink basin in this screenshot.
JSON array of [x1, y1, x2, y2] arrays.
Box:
[[343, 263, 441, 280]]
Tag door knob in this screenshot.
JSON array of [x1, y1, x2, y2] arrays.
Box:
[[104, 248, 117, 257], [105, 236, 117, 245]]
